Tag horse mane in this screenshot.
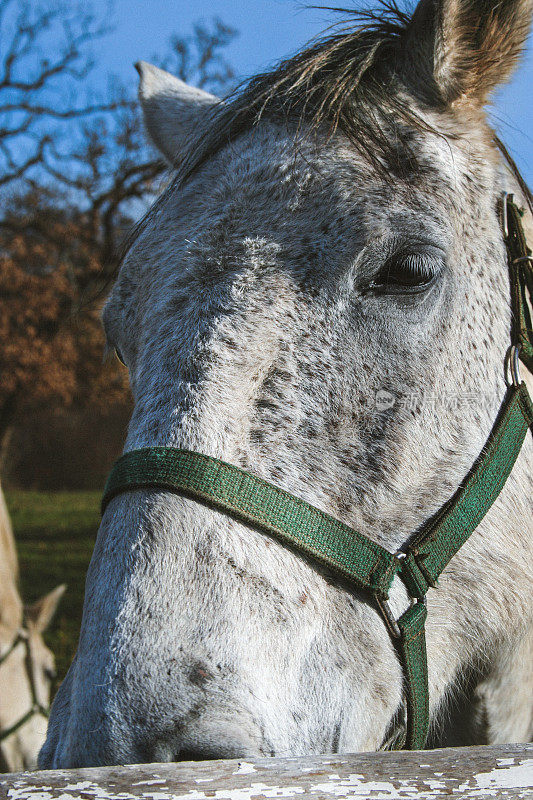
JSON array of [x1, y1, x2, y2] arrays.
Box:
[[178, 3, 532, 210], [178, 2, 423, 183]]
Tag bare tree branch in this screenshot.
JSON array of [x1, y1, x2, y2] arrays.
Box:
[[0, 0, 114, 188], [165, 18, 238, 95], [1, 100, 128, 117], [0, 135, 50, 187]]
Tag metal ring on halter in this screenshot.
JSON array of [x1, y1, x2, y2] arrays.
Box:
[[506, 344, 522, 387], [376, 593, 427, 641], [376, 553, 427, 641], [376, 596, 402, 639], [513, 255, 533, 266], [502, 192, 511, 239]]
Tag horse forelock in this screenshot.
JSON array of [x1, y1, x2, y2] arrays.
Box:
[[178, 4, 427, 183]]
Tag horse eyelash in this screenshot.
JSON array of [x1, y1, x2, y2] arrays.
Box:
[[371, 251, 441, 290]]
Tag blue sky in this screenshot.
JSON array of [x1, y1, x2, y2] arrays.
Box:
[[93, 0, 533, 184]]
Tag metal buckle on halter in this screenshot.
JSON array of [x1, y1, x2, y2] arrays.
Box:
[[505, 344, 522, 387], [376, 552, 427, 640]]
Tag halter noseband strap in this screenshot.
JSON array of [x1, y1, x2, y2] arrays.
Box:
[[101, 194, 533, 751], [0, 631, 50, 744]]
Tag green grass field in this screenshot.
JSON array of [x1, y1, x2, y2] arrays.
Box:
[[5, 491, 100, 692]]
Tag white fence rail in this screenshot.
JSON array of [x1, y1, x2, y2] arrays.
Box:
[[1, 743, 532, 800]]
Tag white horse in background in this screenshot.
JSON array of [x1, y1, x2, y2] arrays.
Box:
[[0, 485, 64, 771]]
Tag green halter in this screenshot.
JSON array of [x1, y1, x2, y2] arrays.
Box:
[[102, 194, 533, 751]]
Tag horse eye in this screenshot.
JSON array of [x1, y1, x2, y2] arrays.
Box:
[[115, 347, 126, 366], [44, 667, 56, 682], [371, 253, 438, 294]]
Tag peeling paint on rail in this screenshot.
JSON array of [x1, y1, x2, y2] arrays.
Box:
[[1, 744, 532, 800]]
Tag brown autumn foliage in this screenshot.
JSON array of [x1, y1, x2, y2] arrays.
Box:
[[0, 198, 130, 447], [0, 1, 237, 481]]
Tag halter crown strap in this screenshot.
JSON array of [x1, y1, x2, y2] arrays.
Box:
[[101, 194, 533, 751]]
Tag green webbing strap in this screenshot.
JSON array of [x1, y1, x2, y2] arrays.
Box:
[[396, 602, 428, 751], [102, 447, 398, 600], [394, 382, 532, 751], [506, 198, 533, 372], [403, 382, 533, 594]]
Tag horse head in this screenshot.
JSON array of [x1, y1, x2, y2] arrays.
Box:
[[41, 0, 533, 768]]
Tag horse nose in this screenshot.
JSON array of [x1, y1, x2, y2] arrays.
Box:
[[150, 721, 264, 764]]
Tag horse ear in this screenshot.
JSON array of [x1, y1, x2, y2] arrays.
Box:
[[404, 0, 533, 106], [25, 585, 65, 634], [136, 61, 220, 165]]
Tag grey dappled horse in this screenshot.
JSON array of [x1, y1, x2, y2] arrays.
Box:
[[41, 0, 533, 768]]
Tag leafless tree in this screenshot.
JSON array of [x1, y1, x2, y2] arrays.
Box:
[[165, 18, 238, 92], [0, 0, 127, 190], [41, 16, 239, 284], [1, 3, 238, 286]]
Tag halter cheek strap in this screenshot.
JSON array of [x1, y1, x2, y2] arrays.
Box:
[[101, 194, 533, 751], [505, 194, 533, 373]]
